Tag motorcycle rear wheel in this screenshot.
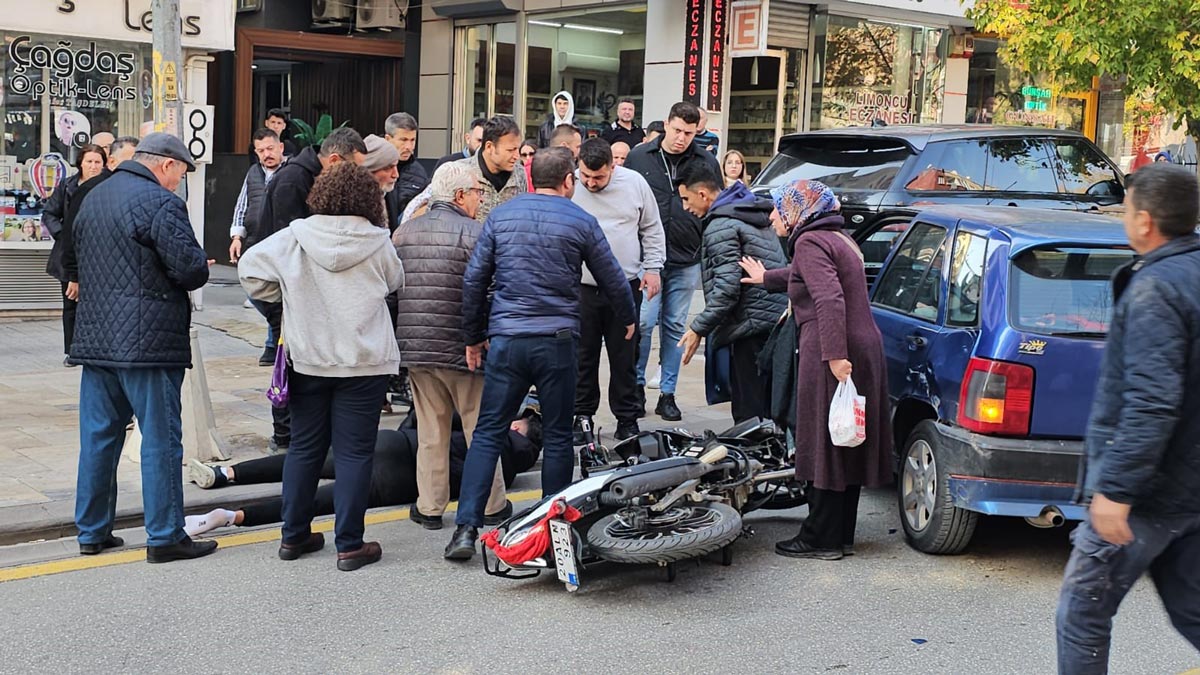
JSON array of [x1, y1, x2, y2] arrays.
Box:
[[587, 502, 743, 565]]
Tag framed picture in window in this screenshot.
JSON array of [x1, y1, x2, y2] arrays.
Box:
[[573, 79, 596, 115]]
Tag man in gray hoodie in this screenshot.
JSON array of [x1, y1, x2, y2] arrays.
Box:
[[571, 138, 666, 440]]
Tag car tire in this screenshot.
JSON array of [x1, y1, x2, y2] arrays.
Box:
[[897, 420, 977, 555]]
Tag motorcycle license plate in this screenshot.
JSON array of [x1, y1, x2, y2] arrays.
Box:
[[549, 519, 579, 587]]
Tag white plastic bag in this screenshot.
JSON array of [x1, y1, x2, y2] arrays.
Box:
[[829, 377, 867, 448]]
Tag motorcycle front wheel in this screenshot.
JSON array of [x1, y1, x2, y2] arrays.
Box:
[[586, 502, 742, 565]]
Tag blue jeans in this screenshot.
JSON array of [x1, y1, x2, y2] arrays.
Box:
[[456, 334, 577, 527], [636, 263, 700, 395], [76, 366, 186, 547], [1056, 514, 1200, 674], [282, 371, 388, 553]]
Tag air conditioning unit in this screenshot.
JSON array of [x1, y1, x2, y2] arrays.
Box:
[[357, 0, 408, 30], [312, 0, 353, 23]]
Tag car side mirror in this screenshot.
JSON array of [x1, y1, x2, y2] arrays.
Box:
[[1086, 179, 1124, 199]]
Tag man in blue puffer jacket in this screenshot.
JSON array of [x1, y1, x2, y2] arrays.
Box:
[[69, 133, 217, 564], [445, 147, 636, 560]]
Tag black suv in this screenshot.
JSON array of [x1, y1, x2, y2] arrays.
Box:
[[751, 125, 1126, 283]]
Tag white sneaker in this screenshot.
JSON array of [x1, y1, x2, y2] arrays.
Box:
[[648, 367, 662, 389], [186, 458, 217, 488], [243, 298, 253, 309]]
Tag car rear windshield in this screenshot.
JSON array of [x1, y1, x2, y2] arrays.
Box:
[[755, 137, 913, 203], [1009, 246, 1134, 336]]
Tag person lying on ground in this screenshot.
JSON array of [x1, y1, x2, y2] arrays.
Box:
[[183, 414, 541, 537]]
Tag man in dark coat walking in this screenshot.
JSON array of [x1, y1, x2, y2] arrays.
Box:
[[392, 160, 511, 531], [1056, 164, 1200, 674], [244, 128, 366, 454], [445, 148, 636, 561], [676, 164, 788, 423], [70, 133, 217, 564]]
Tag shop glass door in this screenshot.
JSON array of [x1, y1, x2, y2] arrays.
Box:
[[728, 52, 785, 178]]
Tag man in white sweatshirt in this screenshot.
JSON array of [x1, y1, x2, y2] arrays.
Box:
[[571, 137, 667, 440]]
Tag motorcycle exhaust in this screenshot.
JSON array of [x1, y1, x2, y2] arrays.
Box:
[[1025, 506, 1065, 529], [608, 462, 719, 501], [753, 469, 796, 484]]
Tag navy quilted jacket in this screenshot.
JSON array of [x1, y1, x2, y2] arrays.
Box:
[[462, 193, 635, 344], [69, 161, 210, 368]]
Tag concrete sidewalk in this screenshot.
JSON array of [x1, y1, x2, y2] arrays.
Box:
[[0, 265, 733, 545]]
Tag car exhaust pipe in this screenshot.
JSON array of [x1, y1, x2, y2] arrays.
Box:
[[1025, 506, 1065, 529]]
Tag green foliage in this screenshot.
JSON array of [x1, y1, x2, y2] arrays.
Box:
[[289, 114, 349, 149], [968, 0, 1200, 138]]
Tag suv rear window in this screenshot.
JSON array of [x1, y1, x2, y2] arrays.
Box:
[[757, 137, 913, 205], [1009, 246, 1134, 336]]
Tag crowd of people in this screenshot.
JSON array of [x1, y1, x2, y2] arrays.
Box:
[[48, 84, 1200, 671]]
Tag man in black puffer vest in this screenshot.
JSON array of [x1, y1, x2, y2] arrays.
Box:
[[229, 128, 286, 365], [70, 133, 217, 564], [676, 164, 788, 424]]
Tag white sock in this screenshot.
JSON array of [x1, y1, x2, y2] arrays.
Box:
[[220, 466, 233, 481], [184, 508, 236, 537]]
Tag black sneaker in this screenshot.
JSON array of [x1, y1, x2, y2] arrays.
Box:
[[146, 536, 219, 564], [615, 420, 640, 441], [572, 415, 594, 445], [655, 394, 682, 422], [259, 345, 277, 366], [409, 506, 444, 530], [484, 500, 513, 526], [268, 438, 289, 455]]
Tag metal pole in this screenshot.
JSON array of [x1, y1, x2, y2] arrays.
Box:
[[151, 0, 186, 198]]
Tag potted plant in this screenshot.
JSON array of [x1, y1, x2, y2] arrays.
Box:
[[290, 113, 349, 149]]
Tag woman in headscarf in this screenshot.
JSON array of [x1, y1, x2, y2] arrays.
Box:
[[740, 179, 892, 561]]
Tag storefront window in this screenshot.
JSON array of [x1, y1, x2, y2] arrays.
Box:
[[2, 31, 152, 225], [525, 7, 646, 142], [809, 14, 946, 130], [966, 38, 1087, 133]]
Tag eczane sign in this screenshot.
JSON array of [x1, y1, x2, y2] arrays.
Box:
[[10, 0, 235, 52]]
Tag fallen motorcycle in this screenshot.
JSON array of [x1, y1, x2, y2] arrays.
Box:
[[481, 418, 805, 592]]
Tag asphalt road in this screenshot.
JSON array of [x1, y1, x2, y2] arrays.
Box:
[[0, 490, 1195, 674]]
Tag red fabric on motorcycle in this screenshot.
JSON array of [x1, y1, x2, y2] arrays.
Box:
[[480, 499, 582, 566]]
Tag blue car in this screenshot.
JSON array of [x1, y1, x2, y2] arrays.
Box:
[[870, 206, 1133, 554]]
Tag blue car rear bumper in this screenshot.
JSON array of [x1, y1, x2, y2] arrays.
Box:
[[935, 423, 1086, 520], [946, 477, 1086, 520]]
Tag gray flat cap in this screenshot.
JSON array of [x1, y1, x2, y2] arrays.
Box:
[[138, 132, 197, 171]]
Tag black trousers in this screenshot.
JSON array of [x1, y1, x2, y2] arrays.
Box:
[[239, 429, 419, 527], [798, 485, 862, 550], [281, 372, 388, 553], [575, 279, 643, 423], [60, 281, 77, 355], [728, 333, 770, 424]]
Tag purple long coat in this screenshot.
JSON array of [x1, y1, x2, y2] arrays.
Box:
[[762, 214, 893, 491]]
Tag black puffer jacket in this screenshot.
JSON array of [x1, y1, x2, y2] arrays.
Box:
[[392, 202, 482, 371], [247, 146, 322, 247], [69, 161, 209, 368], [624, 135, 722, 266], [1079, 234, 1200, 515], [690, 185, 788, 348]]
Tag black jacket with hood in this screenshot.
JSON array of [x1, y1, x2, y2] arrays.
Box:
[[690, 183, 788, 348], [248, 145, 322, 247], [624, 134, 722, 266], [385, 156, 430, 231]]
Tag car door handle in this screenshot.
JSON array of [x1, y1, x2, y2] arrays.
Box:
[[906, 335, 928, 350]]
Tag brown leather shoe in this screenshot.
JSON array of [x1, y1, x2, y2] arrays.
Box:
[[278, 532, 324, 561], [337, 541, 382, 571]]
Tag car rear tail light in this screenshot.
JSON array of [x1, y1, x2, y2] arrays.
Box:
[[957, 357, 1034, 436]]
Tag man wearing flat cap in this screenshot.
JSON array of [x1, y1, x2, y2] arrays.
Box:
[[70, 132, 218, 564]]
